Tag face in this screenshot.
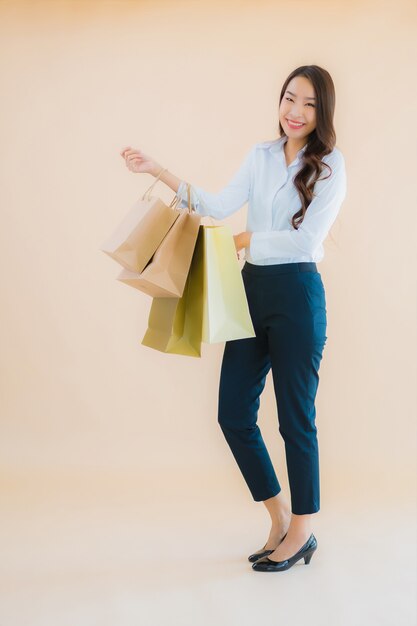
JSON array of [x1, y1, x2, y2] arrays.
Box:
[[279, 76, 317, 139]]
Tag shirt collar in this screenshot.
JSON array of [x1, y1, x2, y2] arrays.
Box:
[[269, 135, 307, 168]]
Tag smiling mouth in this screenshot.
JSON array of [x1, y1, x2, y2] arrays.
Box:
[[286, 118, 305, 127]]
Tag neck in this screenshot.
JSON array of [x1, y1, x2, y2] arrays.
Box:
[[285, 136, 307, 152]]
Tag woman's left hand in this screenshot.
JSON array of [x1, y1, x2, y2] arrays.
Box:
[[233, 231, 252, 259]]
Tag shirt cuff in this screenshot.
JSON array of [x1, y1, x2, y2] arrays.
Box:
[[249, 231, 269, 262], [175, 181, 204, 214]]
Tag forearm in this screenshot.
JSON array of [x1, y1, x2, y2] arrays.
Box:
[[150, 163, 183, 194], [149, 144, 254, 218]]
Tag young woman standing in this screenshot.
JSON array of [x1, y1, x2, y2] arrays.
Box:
[[120, 65, 347, 573]]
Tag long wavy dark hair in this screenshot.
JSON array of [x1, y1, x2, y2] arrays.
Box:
[[277, 65, 337, 230]]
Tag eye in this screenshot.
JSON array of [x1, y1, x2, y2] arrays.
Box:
[[285, 97, 315, 107]]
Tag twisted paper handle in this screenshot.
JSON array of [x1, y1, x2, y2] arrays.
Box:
[[183, 183, 216, 225], [141, 167, 168, 201], [141, 168, 217, 225]]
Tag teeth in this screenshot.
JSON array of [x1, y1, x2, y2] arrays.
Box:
[[288, 119, 304, 126]]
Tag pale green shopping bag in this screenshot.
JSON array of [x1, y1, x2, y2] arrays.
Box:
[[201, 224, 255, 343]]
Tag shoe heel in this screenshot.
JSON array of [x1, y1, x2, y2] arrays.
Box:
[[304, 550, 315, 565]]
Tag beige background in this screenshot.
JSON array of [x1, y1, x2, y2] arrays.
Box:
[[1, 1, 416, 625]]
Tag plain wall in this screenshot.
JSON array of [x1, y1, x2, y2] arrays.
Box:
[[0, 0, 416, 506]]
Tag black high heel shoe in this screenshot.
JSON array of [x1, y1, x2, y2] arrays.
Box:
[[247, 532, 288, 563], [251, 533, 317, 572]]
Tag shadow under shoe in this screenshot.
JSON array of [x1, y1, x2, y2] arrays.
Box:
[[247, 532, 288, 563]]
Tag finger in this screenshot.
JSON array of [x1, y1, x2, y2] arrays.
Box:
[[125, 148, 140, 155], [124, 150, 138, 159], [120, 146, 131, 156]]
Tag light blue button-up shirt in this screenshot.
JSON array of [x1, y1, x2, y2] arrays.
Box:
[[175, 135, 347, 265]]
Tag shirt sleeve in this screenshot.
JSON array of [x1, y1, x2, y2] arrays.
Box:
[[249, 151, 347, 261], [174, 145, 255, 219]]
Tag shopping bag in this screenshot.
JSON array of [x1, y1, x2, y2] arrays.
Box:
[[116, 185, 201, 298], [201, 224, 255, 343], [140, 225, 205, 357], [100, 168, 182, 273]]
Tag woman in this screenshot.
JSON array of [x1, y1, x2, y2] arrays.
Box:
[[120, 65, 347, 573]]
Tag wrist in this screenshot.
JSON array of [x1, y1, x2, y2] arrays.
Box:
[[151, 163, 166, 178]]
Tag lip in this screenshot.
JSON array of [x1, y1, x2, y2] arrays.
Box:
[[286, 118, 305, 128]]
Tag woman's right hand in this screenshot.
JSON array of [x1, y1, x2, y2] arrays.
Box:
[[120, 146, 161, 176]]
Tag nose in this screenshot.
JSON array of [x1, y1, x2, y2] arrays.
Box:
[[290, 107, 304, 120]]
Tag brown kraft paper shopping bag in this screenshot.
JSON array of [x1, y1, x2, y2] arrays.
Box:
[[116, 184, 201, 297], [100, 168, 182, 273]]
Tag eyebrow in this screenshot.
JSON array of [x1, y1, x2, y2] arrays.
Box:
[[286, 90, 316, 101]]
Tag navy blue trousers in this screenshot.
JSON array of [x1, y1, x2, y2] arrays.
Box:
[[217, 261, 327, 515]]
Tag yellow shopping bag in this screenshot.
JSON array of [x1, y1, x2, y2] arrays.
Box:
[[201, 224, 255, 343]]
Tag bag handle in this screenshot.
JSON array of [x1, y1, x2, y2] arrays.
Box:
[[183, 183, 216, 225], [142, 170, 216, 225], [141, 167, 169, 201], [140, 167, 185, 211]]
